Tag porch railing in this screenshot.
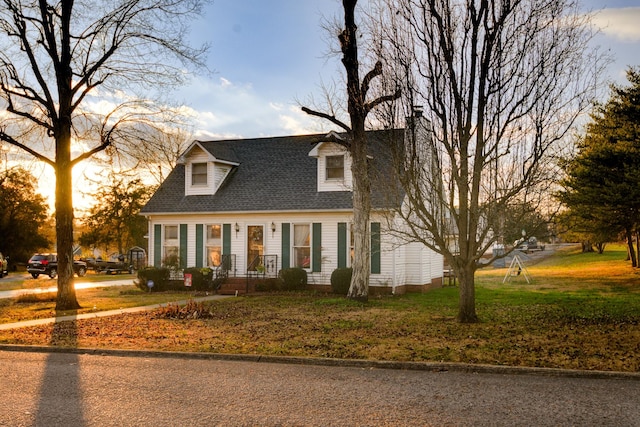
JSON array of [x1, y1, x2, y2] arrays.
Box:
[[246, 254, 278, 293]]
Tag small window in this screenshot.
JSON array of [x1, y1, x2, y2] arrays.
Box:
[[326, 155, 344, 180], [293, 224, 311, 269], [192, 163, 208, 185]]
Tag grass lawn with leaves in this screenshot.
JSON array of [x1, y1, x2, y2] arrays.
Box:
[[0, 244, 639, 372]]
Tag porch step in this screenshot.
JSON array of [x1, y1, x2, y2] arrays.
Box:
[[217, 277, 256, 295]]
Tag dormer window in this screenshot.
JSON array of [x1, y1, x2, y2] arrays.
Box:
[[326, 155, 344, 180], [192, 163, 207, 185]]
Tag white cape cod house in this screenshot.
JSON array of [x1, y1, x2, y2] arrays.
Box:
[[140, 128, 443, 294]]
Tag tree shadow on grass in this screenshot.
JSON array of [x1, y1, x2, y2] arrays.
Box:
[[34, 312, 87, 426]]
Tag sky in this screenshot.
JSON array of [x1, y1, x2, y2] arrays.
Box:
[[177, 0, 640, 140], [4, 0, 640, 211]]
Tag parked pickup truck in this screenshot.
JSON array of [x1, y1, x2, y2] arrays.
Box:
[[81, 255, 133, 274]]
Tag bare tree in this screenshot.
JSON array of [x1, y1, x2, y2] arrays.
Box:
[[373, 0, 605, 322], [0, 0, 208, 310], [303, 0, 400, 301], [93, 112, 194, 186]]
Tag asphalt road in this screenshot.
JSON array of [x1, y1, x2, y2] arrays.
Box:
[[0, 349, 638, 426]]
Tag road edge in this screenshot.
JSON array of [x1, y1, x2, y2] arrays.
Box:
[[1, 343, 638, 380]]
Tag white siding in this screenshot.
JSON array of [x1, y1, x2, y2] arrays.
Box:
[[146, 211, 443, 289]]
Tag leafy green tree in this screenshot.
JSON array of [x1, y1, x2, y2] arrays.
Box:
[[558, 68, 640, 265], [79, 174, 154, 256], [0, 167, 50, 263]]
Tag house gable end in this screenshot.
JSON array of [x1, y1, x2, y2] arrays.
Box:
[[309, 141, 353, 192]]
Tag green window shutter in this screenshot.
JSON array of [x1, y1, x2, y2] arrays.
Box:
[[195, 224, 204, 268], [154, 224, 162, 267], [179, 224, 188, 268], [281, 223, 290, 269], [223, 224, 231, 255], [337, 222, 347, 268], [371, 222, 381, 274], [312, 223, 322, 272]]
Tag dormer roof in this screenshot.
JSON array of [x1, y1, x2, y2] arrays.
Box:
[[178, 141, 240, 166]]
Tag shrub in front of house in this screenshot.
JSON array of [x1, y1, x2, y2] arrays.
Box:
[[136, 267, 170, 292], [183, 267, 207, 290], [278, 267, 307, 291], [331, 267, 352, 295], [255, 278, 284, 292]]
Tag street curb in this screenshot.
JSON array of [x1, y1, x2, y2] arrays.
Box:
[[0, 343, 638, 381]]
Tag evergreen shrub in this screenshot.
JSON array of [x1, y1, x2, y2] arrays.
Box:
[[279, 267, 308, 291], [331, 268, 352, 295]]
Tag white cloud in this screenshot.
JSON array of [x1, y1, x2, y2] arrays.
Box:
[[592, 7, 640, 41], [176, 76, 335, 139]]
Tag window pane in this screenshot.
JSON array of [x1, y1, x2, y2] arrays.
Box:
[[165, 225, 178, 240], [294, 247, 310, 268], [207, 224, 221, 241], [293, 224, 310, 246], [349, 224, 355, 266], [192, 163, 207, 185], [326, 155, 344, 179], [207, 247, 221, 266], [206, 224, 222, 266], [293, 224, 311, 268]]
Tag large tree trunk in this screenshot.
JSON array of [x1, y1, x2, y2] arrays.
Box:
[[455, 261, 478, 323], [55, 162, 79, 311], [342, 0, 370, 302], [348, 128, 371, 302], [55, 127, 80, 310], [54, 4, 80, 311]]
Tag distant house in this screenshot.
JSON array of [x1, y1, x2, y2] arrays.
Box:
[[140, 123, 443, 294]]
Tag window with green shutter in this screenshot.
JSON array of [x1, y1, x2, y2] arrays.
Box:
[[179, 224, 187, 268], [154, 224, 162, 267], [337, 222, 347, 268], [281, 223, 290, 269], [312, 223, 322, 272], [371, 222, 381, 274], [195, 224, 204, 268]]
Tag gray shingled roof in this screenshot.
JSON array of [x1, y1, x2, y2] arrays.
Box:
[[140, 129, 404, 214]]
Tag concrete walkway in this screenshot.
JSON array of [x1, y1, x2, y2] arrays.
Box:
[[0, 278, 134, 300], [0, 278, 231, 330]]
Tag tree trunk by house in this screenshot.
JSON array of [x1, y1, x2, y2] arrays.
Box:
[[302, 0, 399, 302], [455, 261, 478, 323], [349, 127, 371, 301]]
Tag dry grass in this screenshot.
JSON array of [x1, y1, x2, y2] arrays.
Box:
[[0, 285, 206, 324], [0, 244, 639, 372]]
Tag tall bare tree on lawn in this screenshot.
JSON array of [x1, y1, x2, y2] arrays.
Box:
[[373, 0, 605, 322], [0, 0, 208, 310]]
